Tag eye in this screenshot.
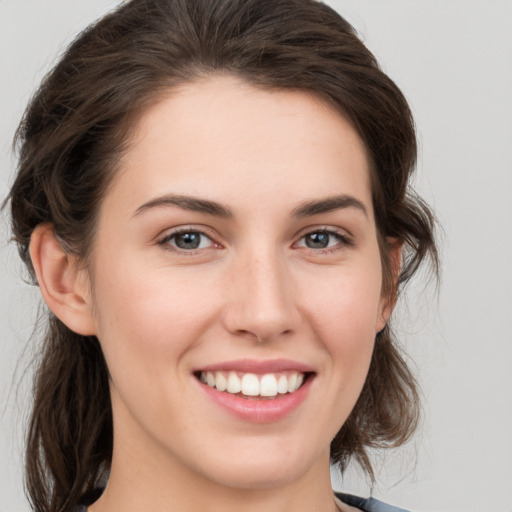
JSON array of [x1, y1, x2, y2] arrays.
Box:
[[296, 230, 350, 251], [159, 229, 216, 252]]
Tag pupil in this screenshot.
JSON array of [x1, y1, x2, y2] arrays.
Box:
[[306, 232, 329, 248], [176, 232, 200, 249]]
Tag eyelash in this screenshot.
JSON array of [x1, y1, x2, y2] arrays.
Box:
[[157, 227, 352, 255]]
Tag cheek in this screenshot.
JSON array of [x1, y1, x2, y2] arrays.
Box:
[[299, 260, 383, 378], [291, 266, 382, 439], [89, 267, 223, 433], [320, 290, 378, 376], [304, 261, 383, 337], [90, 262, 221, 385]]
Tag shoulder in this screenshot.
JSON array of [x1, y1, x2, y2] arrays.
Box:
[[336, 492, 411, 512]]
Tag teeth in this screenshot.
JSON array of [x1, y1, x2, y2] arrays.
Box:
[[241, 374, 260, 396], [277, 375, 288, 394], [260, 374, 277, 397], [199, 370, 306, 397], [227, 371, 241, 394], [287, 373, 298, 393], [215, 372, 227, 392]]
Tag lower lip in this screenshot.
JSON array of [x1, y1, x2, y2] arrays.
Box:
[[198, 376, 313, 423]]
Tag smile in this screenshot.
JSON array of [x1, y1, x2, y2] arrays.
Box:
[[194, 359, 315, 422], [199, 370, 305, 399]]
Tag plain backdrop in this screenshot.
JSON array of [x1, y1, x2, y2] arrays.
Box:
[[1, 1, 511, 511]]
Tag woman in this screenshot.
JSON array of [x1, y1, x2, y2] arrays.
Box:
[[6, 0, 438, 511]]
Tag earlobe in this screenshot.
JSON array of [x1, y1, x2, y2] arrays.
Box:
[[29, 224, 97, 336]]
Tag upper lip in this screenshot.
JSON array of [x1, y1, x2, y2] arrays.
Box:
[[194, 358, 315, 374]]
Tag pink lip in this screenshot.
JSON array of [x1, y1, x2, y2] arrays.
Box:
[[195, 358, 315, 374], [199, 379, 312, 423]]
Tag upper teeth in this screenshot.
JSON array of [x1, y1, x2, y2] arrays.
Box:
[[200, 371, 304, 397]]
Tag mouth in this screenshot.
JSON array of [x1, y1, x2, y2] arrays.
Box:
[[193, 359, 315, 422], [195, 370, 312, 400]]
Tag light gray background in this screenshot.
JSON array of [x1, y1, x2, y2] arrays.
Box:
[[1, 1, 511, 511]]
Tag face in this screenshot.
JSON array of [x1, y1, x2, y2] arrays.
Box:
[[83, 76, 391, 492]]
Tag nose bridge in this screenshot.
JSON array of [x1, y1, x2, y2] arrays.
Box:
[[224, 243, 297, 342]]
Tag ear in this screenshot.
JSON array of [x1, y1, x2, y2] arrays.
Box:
[[29, 223, 97, 336], [376, 237, 403, 333]]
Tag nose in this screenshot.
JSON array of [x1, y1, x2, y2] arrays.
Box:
[[221, 248, 299, 343]]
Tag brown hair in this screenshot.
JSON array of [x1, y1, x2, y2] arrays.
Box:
[[6, 1, 438, 511]]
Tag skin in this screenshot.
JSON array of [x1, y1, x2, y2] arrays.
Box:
[[31, 75, 397, 512]]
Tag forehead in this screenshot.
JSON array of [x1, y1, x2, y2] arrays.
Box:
[[107, 75, 373, 219]]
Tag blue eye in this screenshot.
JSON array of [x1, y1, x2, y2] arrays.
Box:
[[160, 230, 214, 251], [298, 230, 349, 250]]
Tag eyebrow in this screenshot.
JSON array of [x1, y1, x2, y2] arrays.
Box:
[[133, 194, 233, 218], [291, 195, 368, 219], [133, 193, 368, 219]]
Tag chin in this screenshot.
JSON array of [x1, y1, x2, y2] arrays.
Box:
[[201, 463, 304, 491], [191, 441, 325, 491]]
